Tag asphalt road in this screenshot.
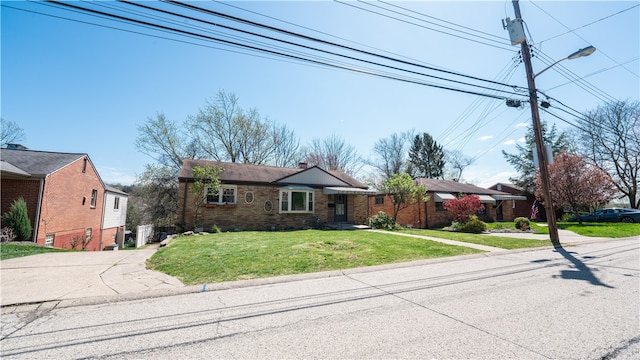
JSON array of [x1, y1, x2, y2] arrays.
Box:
[[2, 237, 638, 359]]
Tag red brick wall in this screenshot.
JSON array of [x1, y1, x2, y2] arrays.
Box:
[[1, 178, 41, 236], [37, 157, 105, 251], [368, 194, 501, 228]]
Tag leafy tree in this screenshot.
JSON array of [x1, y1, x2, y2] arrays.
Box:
[[502, 121, 570, 193], [408, 132, 445, 179], [304, 134, 364, 176], [443, 195, 485, 224], [379, 173, 428, 222], [1, 118, 26, 148], [136, 164, 179, 226], [574, 100, 640, 208], [2, 198, 32, 241], [370, 131, 414, 180], [534, 152, 617, 224], [190, 165, 223, 229]]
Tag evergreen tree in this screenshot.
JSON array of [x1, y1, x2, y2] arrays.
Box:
[[408, 132, 445, 179], [2, 198, 32, 241], [502, 122, 570, 193]]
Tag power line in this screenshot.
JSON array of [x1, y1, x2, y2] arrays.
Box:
[[37, 0, 521, 101]]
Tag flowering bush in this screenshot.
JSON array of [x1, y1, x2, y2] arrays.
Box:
[[443, 195, 485, 224]]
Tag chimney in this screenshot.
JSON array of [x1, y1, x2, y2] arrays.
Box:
[[6, 144, 28, 150], [298, 162, 308, 169]]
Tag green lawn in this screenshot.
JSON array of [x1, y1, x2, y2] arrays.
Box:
[[487, 221, 640, 238], [398, 229, 549, 250], [0, 243, 70, 260], [147, 230, 483, 285]]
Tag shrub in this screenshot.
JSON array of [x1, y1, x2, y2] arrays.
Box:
[[514, 217, 530, 231], [459, 215, 487, 234], [211, 225, 221, 233], [2, 198, 32, 241], [443, 195, 485, 223], [368, 211, 398, 230]]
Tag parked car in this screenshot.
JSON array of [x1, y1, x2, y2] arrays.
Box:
[[567, 208, 640, 223]]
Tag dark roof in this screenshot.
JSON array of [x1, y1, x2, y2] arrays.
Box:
[[415, 178, 507, 196], [179, 159, 368, 188], [0, 149, 86, 177]]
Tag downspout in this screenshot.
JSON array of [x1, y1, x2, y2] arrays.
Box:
[[181, 179, 188, 230], [100, 188, 107, 250], [32, 177, 45, 243]]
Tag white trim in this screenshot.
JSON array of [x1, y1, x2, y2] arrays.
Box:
[[477, 195, 496, 204], [434, 192, 456, 202], [323, 187, 376, 195]]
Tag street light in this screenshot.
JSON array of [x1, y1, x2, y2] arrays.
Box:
[[506, 1, 596, 248], [535, 46, 597, 78]]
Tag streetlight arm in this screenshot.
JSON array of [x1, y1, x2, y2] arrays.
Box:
[[534, 57, 567, 79]]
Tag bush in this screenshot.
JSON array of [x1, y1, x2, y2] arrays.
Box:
[[459, 215, 487, 234], [211, 225, 221, 233], [368, 211, 399, 230], [514, 217, 530, 231], [2, 198, 32, 241]]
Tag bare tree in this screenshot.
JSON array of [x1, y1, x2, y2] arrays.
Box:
[[189, 90, 300, 166], [304, 134, 364, 176], [370, 131, 413, 180], [575, 100, 640, 208], [444, 150, 475, 181], [135, 113, 197, 171], [1, 119, 26, 147]]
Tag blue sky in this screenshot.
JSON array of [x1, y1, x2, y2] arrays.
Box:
[[2, 1, 638, 187]]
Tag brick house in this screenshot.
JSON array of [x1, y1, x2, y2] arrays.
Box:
[[488, 183, 540, 220], [177, 160, 375, 231], [1, 148, 128, 250], [369, 178, 526, 229]]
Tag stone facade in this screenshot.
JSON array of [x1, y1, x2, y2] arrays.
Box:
[[178, 183, 370, 231]]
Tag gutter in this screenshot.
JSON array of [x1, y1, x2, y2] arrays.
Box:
[[32, 177, 45, 243]]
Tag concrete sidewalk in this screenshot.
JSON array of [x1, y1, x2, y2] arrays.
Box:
[[0, 244, 183, 307], [0, 229, 626, 308]]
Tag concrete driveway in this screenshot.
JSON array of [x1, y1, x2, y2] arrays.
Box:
[[0, 244, 184, 307]]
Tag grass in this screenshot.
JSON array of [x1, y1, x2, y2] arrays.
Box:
[[487, 221, 640, 238], [397, 229, 549, 250], [0, 243, 70, 260], [147, 230, 483, 285]]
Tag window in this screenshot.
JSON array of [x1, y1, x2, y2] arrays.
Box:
[[45, 234, 55, 247], [280, 189, 314, 213], [114, 197, 120, 210], [90, 189, 98, 207], [435, 202, 446, 211], [375, 196, 385, 205], [205, 185, 237, 204]]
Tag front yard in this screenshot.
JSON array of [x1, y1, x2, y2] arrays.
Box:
[[147, 230, 484, 285]]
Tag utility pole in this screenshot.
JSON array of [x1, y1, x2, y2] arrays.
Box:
[[507, 0, 561, 248]]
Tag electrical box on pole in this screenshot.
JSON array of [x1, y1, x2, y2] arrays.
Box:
[[502, 17, 525, 45]]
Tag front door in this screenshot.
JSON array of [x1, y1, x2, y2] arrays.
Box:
[[334, 194, 347, 222]]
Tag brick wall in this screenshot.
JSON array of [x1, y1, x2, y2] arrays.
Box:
[[178, 182, 370, 231], [368, 194, 502, 228], [37, 157, 105, 251], [1, 178, 41, 237]]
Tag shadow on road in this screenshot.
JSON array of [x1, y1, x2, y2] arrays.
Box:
[[553, 246, 614, 288]]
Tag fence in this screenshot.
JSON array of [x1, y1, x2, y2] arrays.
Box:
[[136, 224, 154, 248]]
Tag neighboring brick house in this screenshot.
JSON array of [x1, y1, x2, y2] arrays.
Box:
[[369, 178, 526, 229], [1, 148, 128, 250], [488, 183, 540, 220], [177, 160, 375, 231]]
